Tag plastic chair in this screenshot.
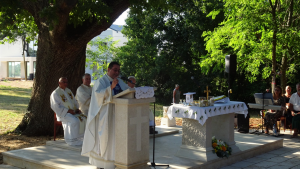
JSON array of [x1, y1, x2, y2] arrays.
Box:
[[54, 113, 62, 141]]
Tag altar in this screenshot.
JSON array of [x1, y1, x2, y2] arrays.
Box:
[[167, 101, 248, 161]]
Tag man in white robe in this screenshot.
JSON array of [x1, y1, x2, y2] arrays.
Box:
[[50, 77, 87, 146], [75, 73, 92, 116], [127, 76, 157, 134], [81, 62, 129, 169]]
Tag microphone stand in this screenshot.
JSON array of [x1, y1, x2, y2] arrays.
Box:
[[149, 102, 169, 168]]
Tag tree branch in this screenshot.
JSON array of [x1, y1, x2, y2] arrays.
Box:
[[54, 0, 79, 35], [68, 0, 130, 47]]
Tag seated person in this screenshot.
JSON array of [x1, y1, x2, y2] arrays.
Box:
[[50, 77, 87, 145], [75, 73, 92, 116], [290, 83, 300, 138], [263, 85, 285, 134], [284, 85, 292, 128], [127, 76, 158, 134]]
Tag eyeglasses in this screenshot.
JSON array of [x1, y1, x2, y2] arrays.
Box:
[[111, 69, 120, 73]]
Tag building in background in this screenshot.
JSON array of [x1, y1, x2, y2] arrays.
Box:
[[0, 39, 36, 80], [0, 25, 127, 80], [84, 25, 127, 77]]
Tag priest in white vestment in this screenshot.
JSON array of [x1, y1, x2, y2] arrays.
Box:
[[50, 77, 87, 146], [75, 73, 92, 116], [127, 76, 157, 134], [81, 62, 129, 169]]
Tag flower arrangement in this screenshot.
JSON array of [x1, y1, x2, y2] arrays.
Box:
[[212, 136, 232, 158]]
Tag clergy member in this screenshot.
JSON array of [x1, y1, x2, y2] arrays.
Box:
[[81, 62, 129, 169], [75, 73, 92, 116], [50, 77, 87, 146], [127, 76, 158, 134]]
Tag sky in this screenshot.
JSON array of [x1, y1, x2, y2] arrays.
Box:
[[113, 9, 129, 25]]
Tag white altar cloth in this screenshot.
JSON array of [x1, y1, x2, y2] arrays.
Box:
[[167, 101, 248, 125]]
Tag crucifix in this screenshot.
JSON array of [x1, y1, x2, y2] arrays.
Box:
[[204, 85, 211, 100]]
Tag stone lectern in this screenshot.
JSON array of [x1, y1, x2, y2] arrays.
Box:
[[112, 88, 155, 169]]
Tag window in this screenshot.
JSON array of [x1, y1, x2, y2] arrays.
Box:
[[8, 62, 21, 78]]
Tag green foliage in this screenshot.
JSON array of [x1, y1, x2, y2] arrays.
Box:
[[202, 0, 300, 85], [86, 36, 120, 79], [0, 0, 37, 43], [0, 0, 169, 43], [116, 0, 225, 104]]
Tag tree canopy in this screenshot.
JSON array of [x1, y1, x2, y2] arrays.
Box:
[[201, 0, 300, 91], [0, 0, 168, 136], [115, 0, 225, 103], [86, 36, 120, 79]]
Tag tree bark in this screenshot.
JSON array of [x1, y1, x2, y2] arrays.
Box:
[[280, 0, 293, 93], [281, 54, 287, 93]]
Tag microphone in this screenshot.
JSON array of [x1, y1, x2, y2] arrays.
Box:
[[120, 76, 135, 84]]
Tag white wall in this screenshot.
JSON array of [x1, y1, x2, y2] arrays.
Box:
[[0, 62, 7, 79], [112, 30, 128, 47], [0, 39, 23, 58]]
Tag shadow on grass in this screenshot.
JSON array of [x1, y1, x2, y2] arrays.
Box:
[[0, 94, 30, 112]]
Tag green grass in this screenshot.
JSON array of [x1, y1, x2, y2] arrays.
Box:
[[0, 85, 32, 134]]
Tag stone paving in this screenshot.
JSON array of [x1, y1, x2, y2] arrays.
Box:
[[221, 130, 300, 169], [2, 127, 298, 169]]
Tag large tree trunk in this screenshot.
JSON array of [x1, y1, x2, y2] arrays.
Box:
[[17, 29, 87, 136], [15, 0, 129, 136]]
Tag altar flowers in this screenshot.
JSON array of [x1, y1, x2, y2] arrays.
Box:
[[212, 136, 232, 158]]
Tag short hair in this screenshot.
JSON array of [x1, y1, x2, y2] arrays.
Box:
[[108, 62, 120, 69], [59, 77, 67, 82], [296, 83, 300, 88], [175, 84, 179, 88], [82, 73, 91, 79], [128, 76, 136, 80]]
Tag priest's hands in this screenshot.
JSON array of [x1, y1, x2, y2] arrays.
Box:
[[111, 78, 118, 90], [68, 109, 75, 115], [68, 109, 82, 115], [75, 109, 81, 114]]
